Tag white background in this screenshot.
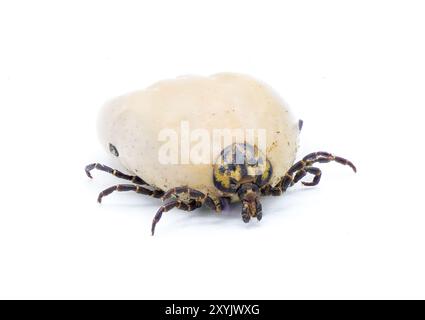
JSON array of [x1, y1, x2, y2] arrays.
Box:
[[1, 0, 424, 299]]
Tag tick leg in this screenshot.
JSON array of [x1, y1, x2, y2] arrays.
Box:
[[286, 151, 355, 189], [162, 186, 223, 212], [97, 184, 164, 203], [151, 199, 202, 235], [293, 152, 356, 173], [261, 152, 355, 196], [85, 163, 148, 185]]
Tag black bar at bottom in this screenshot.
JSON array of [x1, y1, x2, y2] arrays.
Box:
[[0, 300, 419, 318]]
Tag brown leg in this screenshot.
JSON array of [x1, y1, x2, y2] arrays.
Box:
[[261, 151, 355, 195], [162, 186, 224, 212], [85, 163, 148, 185], [151, 199, 202, 235], [97, 184, 164, 203], [288, 152, 356, 175]]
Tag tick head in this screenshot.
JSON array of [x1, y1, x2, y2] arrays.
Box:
[[213, 143, 272, 193]]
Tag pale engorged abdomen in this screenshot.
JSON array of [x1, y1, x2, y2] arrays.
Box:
[[97, 73, 300, 200]]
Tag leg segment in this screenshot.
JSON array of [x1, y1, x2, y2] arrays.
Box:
[[97, 184, 164, 203], [151, 199, 202, 235], [85, 163, 148, 185], [291, 166, 322, 186], [162, 186, 223, 212], [300, 167, 322, 186]]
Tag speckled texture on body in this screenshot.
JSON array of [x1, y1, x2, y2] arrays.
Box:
[[97, 73, 300, 201]]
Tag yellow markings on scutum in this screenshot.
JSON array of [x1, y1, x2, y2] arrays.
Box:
[[213, 164, 243, 189], [261, 160, 271, 181]]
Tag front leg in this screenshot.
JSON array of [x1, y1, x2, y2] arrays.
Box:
[[261, 151, 356, 196], [261, 167, 323, 196]]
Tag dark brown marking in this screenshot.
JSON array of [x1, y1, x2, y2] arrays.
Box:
[[298, 119, 304, 131], [109, 143, 119, 157]]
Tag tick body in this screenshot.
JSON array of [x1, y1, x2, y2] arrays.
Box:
[[86, 73, 356, 235]]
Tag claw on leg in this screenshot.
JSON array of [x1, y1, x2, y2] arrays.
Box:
[[85, 163, 148, 184]]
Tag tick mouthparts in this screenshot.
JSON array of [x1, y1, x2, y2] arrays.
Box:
[[248, 201, 258, 217]]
